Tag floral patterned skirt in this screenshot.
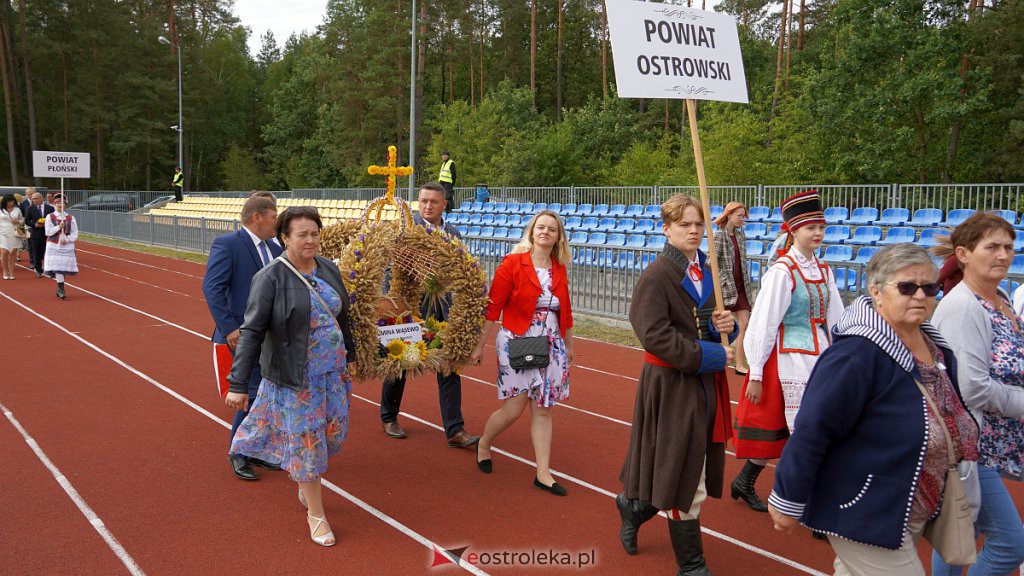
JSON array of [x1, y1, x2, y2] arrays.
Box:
[[495, 310, 570, 407], [230, 371, 351, 482]]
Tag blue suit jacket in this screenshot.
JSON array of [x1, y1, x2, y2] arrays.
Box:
[[202, 228, 282, 344]]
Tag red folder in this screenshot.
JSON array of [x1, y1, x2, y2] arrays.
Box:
[[213, 343, 233, 398]]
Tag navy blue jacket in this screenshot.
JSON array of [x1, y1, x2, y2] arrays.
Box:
[[769, 297, 976, 549], [202, 228, 282, 344]]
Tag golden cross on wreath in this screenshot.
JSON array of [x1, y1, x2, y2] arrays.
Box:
[[365, 145, 414, 225]]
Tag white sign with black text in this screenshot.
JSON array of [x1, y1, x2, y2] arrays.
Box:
[[377, 323, 423, 347], [32, 150, 91, 179], [606, 0, 748, 103]]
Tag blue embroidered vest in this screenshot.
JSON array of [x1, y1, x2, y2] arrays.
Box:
[[778, 254, 830, 355]]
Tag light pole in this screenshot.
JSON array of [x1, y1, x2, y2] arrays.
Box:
[[407, 0, 417, 200], [158, 35, 183, 192]]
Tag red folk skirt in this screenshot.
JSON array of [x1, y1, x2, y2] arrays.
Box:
[[732, 347, 789, 459]]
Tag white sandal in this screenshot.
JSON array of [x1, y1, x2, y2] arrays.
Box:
[[307, 513, 336, 547]]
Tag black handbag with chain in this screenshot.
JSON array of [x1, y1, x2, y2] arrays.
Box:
[[507, 295, 554, 371]]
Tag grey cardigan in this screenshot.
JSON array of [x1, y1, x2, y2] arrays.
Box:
[[931, 282, 1024, 423], [227, 255, 356, 393]]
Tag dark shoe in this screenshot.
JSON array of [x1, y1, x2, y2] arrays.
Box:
[[229, 454, 258, 481], [616, 492, 660, 555], [476, 444, 492, 474], [811, 530, 828, 541], [382, 420, 407, 439], [730, 460, 768, 513], [56, 282, 65, 300], [250, 458, 281, 470], [668, 518, 713, 576], [446, 430, 481, 448], [533, 477, 568, 496]]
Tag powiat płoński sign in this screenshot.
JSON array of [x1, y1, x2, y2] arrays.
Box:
[[606, 0, 748, 104], [32, 150, 92, 179]]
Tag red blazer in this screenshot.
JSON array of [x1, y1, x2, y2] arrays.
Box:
[[484, 251, 573, 337]]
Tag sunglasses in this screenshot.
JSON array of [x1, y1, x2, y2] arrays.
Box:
[[886, 281, 941, 297]]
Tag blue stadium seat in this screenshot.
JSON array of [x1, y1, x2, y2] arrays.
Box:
[[746, 240, 765, 256], [766, 207, 784, 223], [635, 219, 656, 234], [492, 202, 507, 213], [853, 246, 880, 264], [479, 226, 495, 237], [614, 218, 635, 233], [533, 202, 548, 212], [457, 225, 468, 236], [700, 238, 709, 252], [587, 232, 607, 245], [749, 261, 761, 283], [710, 205, 724, 220], [942, 209, 975, 227], [1014, 237, 1024, 252], [458, 201, 472, 211], [507, 215, 523, 227], [492, 227, 509, 238], [877, 227, 916, 246], [577, 203, 594, 216], [648, 235, 667, 250], [1016, 214, 1024, 230], [471, 201, 484, 212], [596, 217, 617, 232], [467, 225, 482, 236], [547, 202, 562, 213], [640, 252, 657, 270], [991, 209, 1016, 225], [845, 207, 879, 225], [823, 225, 851, 244], [469, 214, 483, 224], [644, 205, 661, 217], [769, 223, 783, 238], [569, 231, 588, 243], [824, 207, 849, 224], [908, 208, 943, 227], [616, 251, 638, 270], [918, 228, 943, 248], [745, 223, 768, 240], [848, 226, 883, 245], [626, 234, 647, 248], [519, 202, 535, 214], [580, 216, 599, 231], [748, 206, 770, 222], [607, 233, 627, 247], [563, 216, 582, 231], [878, 208, 910, 226], [447, 213, 462, 224], [593, 204, 610, 217], [626, 204, 645, 218], [493, 214, 508, 226], [608, 204, 627, 217], [481, 214, 495, 225], [562, 203, 578, 215], [1010, 254, 1024, 275], [823, 245, 854, 262]]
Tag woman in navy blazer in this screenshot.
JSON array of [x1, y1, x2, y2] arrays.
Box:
[[470, 210, 575, 496], [768, 244, 979, 575]]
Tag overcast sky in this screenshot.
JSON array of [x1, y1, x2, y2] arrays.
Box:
[[234, 0, 328, 54]]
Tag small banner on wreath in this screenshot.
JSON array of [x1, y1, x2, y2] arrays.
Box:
[[377, 323, 423, 347]]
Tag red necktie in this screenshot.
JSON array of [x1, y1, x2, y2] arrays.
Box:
[[688, 262, 703, 283]]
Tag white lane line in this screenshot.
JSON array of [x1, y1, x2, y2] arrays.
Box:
[[75, 264, 203, 300], [33, 284, 800, 573], [0, 290, 490, 576], [76, 247, 205, 279], [2, 402, 147, 576]]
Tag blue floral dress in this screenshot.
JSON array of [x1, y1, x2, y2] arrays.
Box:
[[494, 268, 570, 407], [977, 297, 1024, 479], [230, 271, 352, 482]]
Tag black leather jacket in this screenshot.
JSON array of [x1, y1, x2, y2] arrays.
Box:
[[227, 255, 356, 393]]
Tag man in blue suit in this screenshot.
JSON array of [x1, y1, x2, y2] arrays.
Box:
[[202, 193, 281, 480]]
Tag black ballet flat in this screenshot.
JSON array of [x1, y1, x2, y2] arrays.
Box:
[[476, 444, 492, 474], [534, 477, 568, 496]]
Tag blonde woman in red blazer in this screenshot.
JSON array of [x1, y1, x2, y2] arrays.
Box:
[[470, 210, 575, 496]]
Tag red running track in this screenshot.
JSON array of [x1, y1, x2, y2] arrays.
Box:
[[1, 243, 1020, 576]]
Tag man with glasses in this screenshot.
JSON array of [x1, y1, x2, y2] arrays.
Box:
[[202, 192, 282, 480]]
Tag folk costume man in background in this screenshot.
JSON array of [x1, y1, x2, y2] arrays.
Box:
[[438, 151, 456, 214], [202, 193, 282, 480], [730, 190, 843, 513], [616, 194, 736, 576], [379, 182, 480, 449]]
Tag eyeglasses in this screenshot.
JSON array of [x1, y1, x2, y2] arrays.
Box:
[[886, 281, 941, 297]]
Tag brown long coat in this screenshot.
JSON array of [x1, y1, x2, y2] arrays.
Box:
[[619, 246, 726, 511]]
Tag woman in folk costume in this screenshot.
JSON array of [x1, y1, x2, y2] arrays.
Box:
[[616, 194, 736, 576], [730, 190, 843, 513], [43, 194, 79, 300]]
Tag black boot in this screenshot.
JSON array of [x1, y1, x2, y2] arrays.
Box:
[[668, 518, 712, 576], [730, 460, 768, 512], [56, 282, 65, 299], [615, 492, 659, 555]]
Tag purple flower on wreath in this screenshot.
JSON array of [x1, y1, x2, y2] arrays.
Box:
[[350, 294, 357, 303], [349, 271, 357, 279], [377, 319, 388, 327], [354, 250, 362, 258]]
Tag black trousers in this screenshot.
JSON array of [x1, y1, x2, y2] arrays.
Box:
[[381, 370, 464, 438], [28, 234, 45, 273], [441, 182, 455, 213], [173, 185, 183, 202]]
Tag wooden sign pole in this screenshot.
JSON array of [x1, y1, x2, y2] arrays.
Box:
[[685, 98, 729, 348]]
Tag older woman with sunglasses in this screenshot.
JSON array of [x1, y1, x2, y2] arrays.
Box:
[[226, 206, 357, 547], [931, 213, 1024, 576], [768, 243, 979, 576]]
